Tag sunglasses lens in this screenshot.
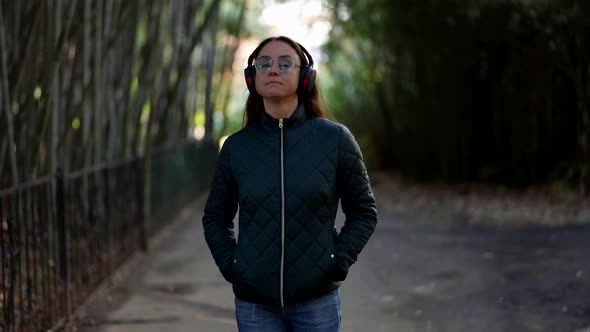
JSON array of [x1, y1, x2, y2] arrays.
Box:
[[255, 57, 272, 72], [254, 57, 296, 73], [277, 58, 294, 73]]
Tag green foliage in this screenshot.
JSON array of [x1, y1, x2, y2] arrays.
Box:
[[323, 0, 590, 191]]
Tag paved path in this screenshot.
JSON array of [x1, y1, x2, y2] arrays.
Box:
[[74, 195, 590, 332]]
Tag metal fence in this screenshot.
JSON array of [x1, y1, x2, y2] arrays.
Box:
[[149, 140, 218, 235], [0, 176, 63, 330], [0, 140, 217, 331]]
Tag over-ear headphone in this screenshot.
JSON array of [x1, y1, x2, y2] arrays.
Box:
[[244, 42, 316, 97]]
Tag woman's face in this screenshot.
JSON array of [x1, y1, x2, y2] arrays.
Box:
[[254, 41, 301, 100]]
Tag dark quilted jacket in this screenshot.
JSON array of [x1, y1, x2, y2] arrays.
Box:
[[202, 105, 377, 306]]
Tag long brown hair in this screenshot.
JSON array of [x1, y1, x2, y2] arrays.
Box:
[[244, 36, 326, 127]]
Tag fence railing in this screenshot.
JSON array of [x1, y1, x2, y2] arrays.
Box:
[[0, 139, 217, 331]]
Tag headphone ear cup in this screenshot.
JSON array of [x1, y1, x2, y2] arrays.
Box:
[[244, 66, 256, 92], [299, 66, 316, 96]]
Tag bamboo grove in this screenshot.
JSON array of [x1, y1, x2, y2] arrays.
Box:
[[323, 0, 590, 193], [0, 0, 247, 190]]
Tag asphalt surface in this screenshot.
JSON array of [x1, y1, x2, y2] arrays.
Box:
[[73, 195, 590, 332]]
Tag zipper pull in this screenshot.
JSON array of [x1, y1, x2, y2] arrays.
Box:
[[279, 118, 283, 129]]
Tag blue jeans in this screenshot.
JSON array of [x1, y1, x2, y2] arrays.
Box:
[[235, 289, 341, 332]]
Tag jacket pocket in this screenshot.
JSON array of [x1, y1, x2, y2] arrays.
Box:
[[222, 246, 242, 284], [328, 257, 348, 282], [328, 228, 348, 282], [229, 252, 245, 285], [221, 259, 236, 283]]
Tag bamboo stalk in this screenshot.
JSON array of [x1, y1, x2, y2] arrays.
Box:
[[167, 0, 186, 141], [155, 0, 218, 144], [0, 2, 19, 186], [104, 0, 117, 160], [49, 0, 63, 175], [82, 0, 93, 168], [94, 0, 103, 164], [0, 139, 6, 183], [12, 3, 43, 105], [218, 0, 246, 134], [123, 0, 144, 159]]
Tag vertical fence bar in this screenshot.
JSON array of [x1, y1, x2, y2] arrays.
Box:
[[102, 167, 112, 275], [14, 193, 24, 331], [30, 187, 39, 328], [55, 169, 70, 320], [45, 183, 57, 325], [136, 159, 147, 252], [18, 190, 33, 328], [7, 193, 16, 332], [0, 196, 7, 331], [27, 190, 36, 328], [3, 195, 10, 332], [37, 186, 46, 326]]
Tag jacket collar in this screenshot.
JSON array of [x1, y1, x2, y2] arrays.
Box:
[[261, 104, 307, 131]]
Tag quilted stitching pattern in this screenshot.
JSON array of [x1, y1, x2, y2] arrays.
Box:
[[203, 110, 377, 306]]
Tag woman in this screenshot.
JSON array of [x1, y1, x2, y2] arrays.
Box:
[[202, 36, 377, 331]]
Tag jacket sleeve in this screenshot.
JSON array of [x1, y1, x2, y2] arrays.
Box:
[[202, 141, 239, 282], [334, 126, 378, 280]]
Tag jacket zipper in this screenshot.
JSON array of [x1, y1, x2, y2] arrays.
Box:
[[279, 118, 285, 307]]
